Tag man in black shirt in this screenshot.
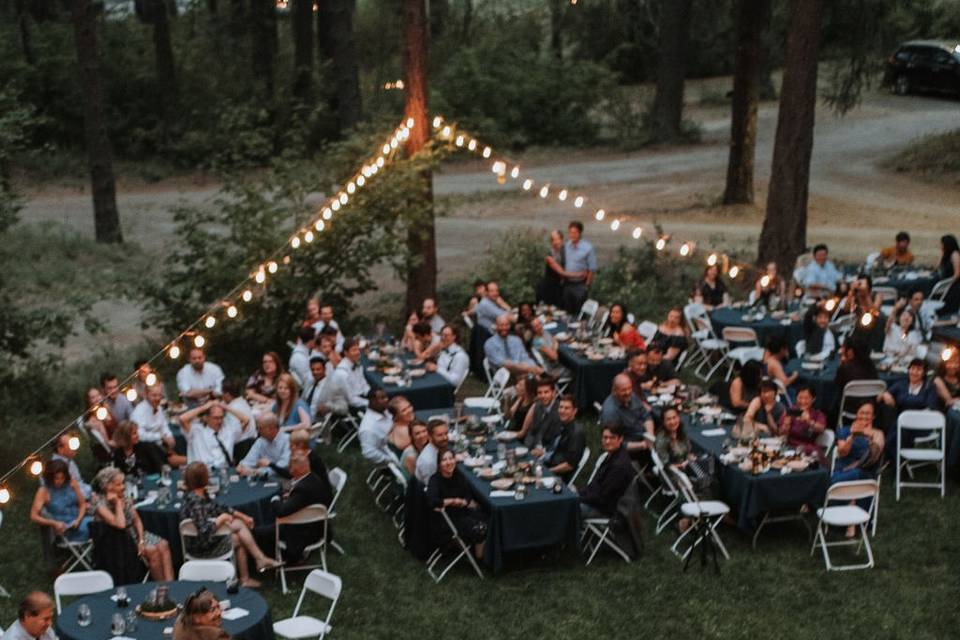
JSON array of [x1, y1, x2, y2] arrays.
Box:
[[534, 394, 586, 484], [576, 424, 635, 519], [518, 376, 562, 448], [645, 345, 680, 388]]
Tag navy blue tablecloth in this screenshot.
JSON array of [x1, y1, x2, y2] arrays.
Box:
[[710, 307, 805, 354], [363, 353, 455, 410], [56, 581, 274, 640], [784, 357, 906, 413]]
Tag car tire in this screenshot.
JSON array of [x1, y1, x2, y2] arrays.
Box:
[[894, 74, 910, 95]]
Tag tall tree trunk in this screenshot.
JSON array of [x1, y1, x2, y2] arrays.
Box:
[[722, 0, 769, 205], [548, 0, 563, 59], [325, 0, 362, 131], [70, 0, 122, 243], [403, 0, 436, 316], [150, 0, 178, 111], [248, 0, 277, 98], [291, 0, 314, 101], [758, 0, 824, 276], [648, 0, 692, 142]]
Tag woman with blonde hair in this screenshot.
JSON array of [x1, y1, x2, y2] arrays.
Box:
[[272, 373, 312, 431]]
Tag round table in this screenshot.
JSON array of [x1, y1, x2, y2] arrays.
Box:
[[137, 470, 281, 566], [710, 306, 805, 354], [56, 581, 273, 640]]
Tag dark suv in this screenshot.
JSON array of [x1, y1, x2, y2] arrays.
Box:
[[884, 40, 960, 96]]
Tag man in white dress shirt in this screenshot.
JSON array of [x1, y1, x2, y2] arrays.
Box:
[[302, 356, 332, 420], [288, 326, 316, 389], [330, 338, 370, 413], [130, 384, 176, 451], [415, 419, 450, 484], [238, 413, 291, 477], [358, 389, 399, 465], [176, 347, 225, 408], [177, 400, 240, 469], [312, 304, 344, 352], [426, 325, 470, 388], [6, 592, 57, 640]]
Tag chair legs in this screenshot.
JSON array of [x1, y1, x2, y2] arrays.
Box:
[[810, 522, 874, 571], [581, 521, 631, 565], [672, 515, 730, 562], [750, 510, 812, 550]]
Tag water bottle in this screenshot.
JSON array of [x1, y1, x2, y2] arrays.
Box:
[[220, 467, 231, 496], [534, 463, 543, 489], [497, 441, 507, 462]]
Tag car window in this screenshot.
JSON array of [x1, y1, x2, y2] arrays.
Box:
[[933, 50, 953, 64]]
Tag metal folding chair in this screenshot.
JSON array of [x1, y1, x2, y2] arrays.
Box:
[[811, 479, 880, 571], [896, 410, 946, 500], [275, 504, 331, 595], [425, 509, 484, 582]]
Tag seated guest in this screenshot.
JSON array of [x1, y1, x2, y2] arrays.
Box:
[[723, 360, 763, 413], [246, 351, 284, 405], [179, 400, 242, 469], [133, 359, 165, 402], [176, 347, 225, 408], [879, 358, 938, 456], [897, 288, 932, 339], [576, 425, 634, 518], [934, 348, 960, 410], [624, 349, 652, 395], [84, 386, 116, 450], [425, 325, 470, 389], [237, 413, 291, 477], [302, 356, 333, 422], [180, 462, 279, 587], [754, 261, 787, 307], [100, 372, 133, 423], [130, 383, 181, 462], [359, 389, 400, 465], [696, 263, 727, 308], [833, 401, 885, 486], [650, 307, 689, 361], [834, 337, 878, 394], [603, 303, 646, 350], [408, 321, 441, 360], [303, 297, 323, 331], [401, 420, 431, 478], [174, 588, 231, 640], [742, 379, 786, 435], [7, 592, 57, 640], [415, 419, 449, 484], [92, 467, 174, 581], [654, 406, 692, 467], [476, 281, 509, 332], [775, 385, 827, 459], [288, 326, 316, 389], [387, 395, 415, 451], [31, 459, 90, 543], [600, 374, 654, 451], [222, 381, 256, 460], [506, 376, 538, 432], [529, 318, 570, 380], [798, 244, 842, 296], [426, 450, 488, 559], [517, 377, 562, 448], [882, 308, 923, 362], [533, 394, 585, 483], [421, 297, 446, 334], [287, 430, 333, 489], [517, 302, 536, 326], [646, 345, 681, 388], [316, 332, 341, 375], [803, 303, 836, 359], [112, 420, 167, 476], [273, 373, 312, 432], [52, 433, 92, 498], [484, 314, 543, 377], [315, 303, 345, 351], [762, 336, 799, 388], [878, 231, 914, 268], [329, 338, 370, 413]]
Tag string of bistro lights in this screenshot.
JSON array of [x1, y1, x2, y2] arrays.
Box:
[[0, 118, 416, 505]]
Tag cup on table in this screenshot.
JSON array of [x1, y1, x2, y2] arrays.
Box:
[[111, 613, 126, 636], [77, 604, 92, 628]]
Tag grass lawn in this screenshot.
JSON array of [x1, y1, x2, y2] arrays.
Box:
[[1, 394, 958, 639]]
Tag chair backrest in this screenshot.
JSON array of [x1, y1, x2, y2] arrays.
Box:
[[179, 560, 236, 582], [637, 321, 659, 342], [795, 339, 807, 358], [669, 466, 698, 504], [461, 313, 474, 330], [683, 303, 712, 337], [568, 446, 591, 487], [292, 569, 342, 625], [931, 277, 954, 301], [897, 410, 945, 434], [721, 326, 759, 346], [838, 379, 887, 426], [585, 451, 608, 485], [489, 367, 511, 399], [864, 251, 880, 270], [825, 479, 879, 504], [54, 570, 113, 613], [328, 467, 347, 513], [649, 449, 679, 496], [388, 462, 408, 493], [815, 428, 836, 457], [592, 308, 609, 333], [482, 357, 495, 386], [278, 503, 329, 526], [772, 378, 793, 408], [578, 299, 600, 322]]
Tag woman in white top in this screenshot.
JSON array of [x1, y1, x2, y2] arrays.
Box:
[[883, 308, 923, 362]]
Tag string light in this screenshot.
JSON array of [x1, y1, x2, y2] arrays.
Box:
[[339, 193, 348, 205], [145, 372, 158, 386], [482, 147, 492, 159], [205, 315, 216, 328], [169, 345, 181, 359], [468, 139, 477, 151], [0, 487, 10, 504], [760, 275, 771, 288], [492, 161, 505, 175], [860, 313, 873, 327], [255, 268, 266, 284], [95, 406, 108, 421], [558, 189, 568, 201], [595, 209, 605, 221], [574, 196, 584, 208], [29, 460, 43, 476], [316, 221, 325, 231], [242, 290, 253, 302], [194, 335, 206, 348], [323, 208, 333, 220], [825, 298, 837, 312], [656, 238, 667, 251], [406, 117, 415, 128], [227, 305, 238, 318], [522, 179, 533, 191], [707, 254, 718, 266], [291, 236, 301, 249], [356, 176, 365, 187], [347, 182, 356, 194], [432, 116, 443, 128], [304, 230, 314, 243], [539, 185, 549, 198], [441, 126, 452, 138], [68, 436, 80, 451], [632, 227, 642, 239], [679, 242, 691, 257], [510, 166, 520, 179], [455, 135, 465, 147], [376, 157, 385, 168], [729, 266, 740, 278], [125, 388, 138, 402], [943, 347, 955, 361], [610, 219, 620, 231]]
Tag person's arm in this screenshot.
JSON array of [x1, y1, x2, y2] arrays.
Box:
[[934, 377, 957, 407], [178, 400, 213, 433], [221, 402, 251, 430], [729, 378, 748, 409], [237, 439, 262, 474], [30, 489, 65, 533], [743, 397, 761, 428], [70, 479, 87, 527], [359, 425, 397, 465], [495, 296, 511, 311], [538, 337, 559, 363], [272, 485, 310, 518], [516, 404, 536, 440], [96, 494, 127, 530], [879, 390, 895, 407], [546, 254, 565, 275]]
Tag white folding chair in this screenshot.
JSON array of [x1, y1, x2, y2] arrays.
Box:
[[580, 476, 637, 565], [577, 299, 600, 324], [425, 509, 484, 582], [326, 467, 347, 556], [584, 451, 607, 486], [54, 570, 113, 614], [464, 366, 509, 413], [682, 303, 728, 379], [716, 327, 763, 381], [179, 519, 235, 563], [276, 504, 331, 595], [592, 307, 609, 334], [39, 507, 95, 574], [830, 314, 857, 345], [794, 339, 807, 358], [333, 413, 361, 453], [461, 312, 475, 330], [273, 569, 341, 640], [930, 277, 954, 303], [645, 450, 680, 534], [386, 463, 409, 537], [178, 559, 236, 582], [481, 357, 495, 386], [816, 428, 836, 460], [637, 320, 659, 343], [669, 467, 730, 561], [836, 380, 887, 429], [895, 410, 946, 500], [811, 479, 880, 571], [567, 446, 591, 488]]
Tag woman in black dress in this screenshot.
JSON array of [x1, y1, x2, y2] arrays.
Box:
[[936, 234, 960, 317], [426, 450, 488, 559], [537, 230, 566, 307], [696, 264, 727, 308]]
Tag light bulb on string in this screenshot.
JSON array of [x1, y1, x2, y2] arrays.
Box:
[[574, 196, 584, 208], [760, 275, 771, 288], [339, 193, 348, 205], [656, 238, 667, 251], [860, 313, 873, 328], [382, 143, 390, 154], [406, 117, 415, 128], [291, 236, 301, 249], [267, 261, 278, 274], [0, 486, 10, 504], [522, 179, 533, 191], [679, 243, 691, 257], [482, 147, 492, 159], [390, 138, 398, 150], [539, 185, 549, 198], [432, 116, 443, 128], [205, 315, 216, 328], [95, 406, 108, 421], [169, 344, 181, 359], [227, 305, 238, 318], [824, 298, 837, 312], [125, 388, 138, 402], [305, 230, 314, 243], [376, 157, 385, 168], [68, 436, 81, 451], [242, 289, 253, 302], [331, 200, 341, 212], [29, 459, 43, 477], [455, 135, 465, 147], [491, 161, 505, 175], [610, 219, 620, 231], [347, 182, 356, 194], [632, 227, 643, 240], [441, 126, 452, 138], [468, 139, 477, 151], [145, 372, 158, 386], [707, 254, 718, 266], [370, 164, 379, 175], [558, 189, 568, 201], [362, 166, 372, 178], [729, 266, 740, 278], [510, 166, 520, 179], [255, 268, 266, 284], [323, 208, 333, 220], [943, 347, 955, 362], [316, 221, 326, 231], [194, 334, 206, 348], [595, 209, 605, 221]]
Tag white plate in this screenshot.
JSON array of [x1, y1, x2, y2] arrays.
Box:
[[490, 478, 514, 490], [541, 477, 557, 489], [408, 368, 426, 378], [481, 415, 501, 425], [382, 375, 401, 384], [698, 406, 722, 417], [554, 332, 570, 341], [463, 457, 486, 468], [514, 446, 529, 457], [495, 431, 519, 442]]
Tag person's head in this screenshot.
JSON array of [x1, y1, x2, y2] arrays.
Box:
[[907, 357, 927, 384], [895, 231, 910, 252], [518, 302, 535, 322], [908, 288, 924, 310], [182, 588, 223, 629], [189, 347, 206, 371], [665, 307, 683, 328], [427, 419, 449, 451], [473, 279, 487, 297], [812, 244, 829, 265], [86, 387, 103, 408], [739, 360, 763, 391], [765, 261, 778, 278], [298, 325, 316, 347], [55, 433, 77, 460], [289, 429, 311, 453], [759, 379, 778, 404], [289, 451, 311, 479], [612, 374, 634, 405], [318, 335, 336, 357], [558, 394, 577, 423], [369, 388, 390, 413], [43, 458, 70, 489], [306, 297, 321, 319], [495, 314, 511, 337], [343, 338, 361, 363], [795, 385, 815, 410], [204, 403, 225, 431], [530, 317, 544, 336], [319, 304, 334, 323], [309, 356, 327, 382], [261, 351, 282, 377], [388, 395, 414, 423], [486, 281, 500, 300], [183, 461, 210, 491], [535, 377, 557, 406], [855, 400, 876, 427], [18, 592, 55, 637], [412, 321, 432, 344], [941, 234, 960, 260], [256, 412, 280, 442], [113, 420, 139, 451], [439, 325, 459, 348], [100, 373, 119, 400], [518, 375, 538, 401], [409, 420, 430, 452], [95, 466, 125, 495], [608, 303, 626, 327], [660, 406, 683, 437], [898, 308, 916, 332], [646, 344, 664, 366], [628, 350, 648, 376], [277, 373, 300, 402], [600, 424, 624, 453], [550, 229, 564, 251], [145, 384, 163, 409], [703, 264, 719, 281], [815, 306, 830, 329], [568, 220, 584, 243], [765, 336, 788, 359], [438, 449, 457, 478]]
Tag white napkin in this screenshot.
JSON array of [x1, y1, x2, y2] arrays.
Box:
[[700, 428, 727, 437], [489, 490, 515, 498], [134, 495, 157, 508], [221, 607, 249, 620], [111, 636, 137, 640]]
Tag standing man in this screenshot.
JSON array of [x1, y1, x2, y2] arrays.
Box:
[[176, 347, 225, 409], [562, 221, 598, 316], [6, 592, 57, 640]]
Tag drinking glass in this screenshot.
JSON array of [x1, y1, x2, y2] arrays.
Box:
[[110, 613, 126, 636], [160, 464, 171, 486], [77, 604, 92, 628], [114, 586, 128, 608], [125, 610, 138, 633]]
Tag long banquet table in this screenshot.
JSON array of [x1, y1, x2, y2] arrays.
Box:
[[363, 352, 455, 410]]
